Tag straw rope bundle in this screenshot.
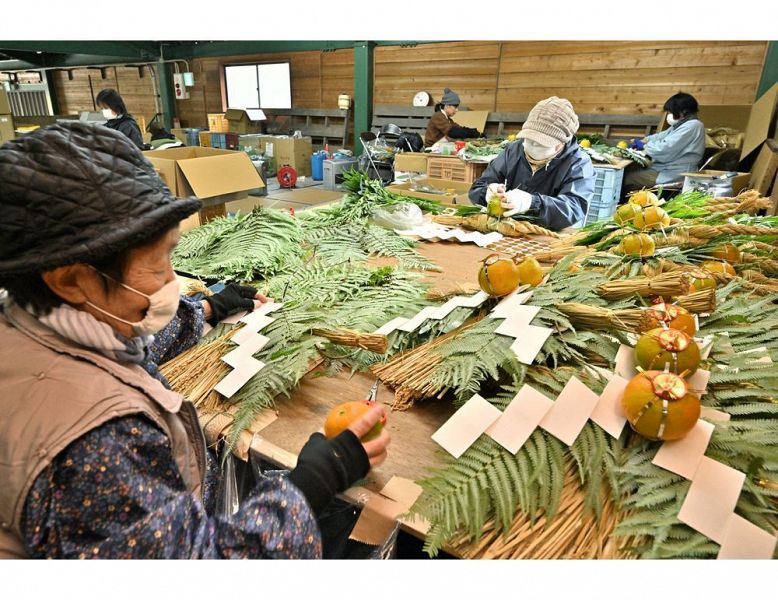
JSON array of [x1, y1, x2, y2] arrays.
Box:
[[653, 231, 707, 248], [159, 329, 236, 408], [448, 464, 634, 559], [432, 214, 560, 238], [686, 224, 777, 239], [674, 288, 717, 313], [740, 253, 778, 275], [311, 328, 389, 353], [556, 303, 653, 333], [371, 320, 480, 410], [596, 271, 690, 300], [530, 246, 591, 264]]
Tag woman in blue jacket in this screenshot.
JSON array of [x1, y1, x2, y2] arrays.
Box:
[[469, 97, 595, 231], [623, 92, 705, 195]]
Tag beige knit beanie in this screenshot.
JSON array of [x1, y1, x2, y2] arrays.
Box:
[[517, 97, 580, 147]]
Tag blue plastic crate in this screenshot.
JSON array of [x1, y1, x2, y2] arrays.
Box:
[[584, 166, 624, 226], [181, 127, 204, 147]]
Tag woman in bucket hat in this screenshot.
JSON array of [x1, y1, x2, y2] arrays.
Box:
[[0, 122, 389, 559], [469, 96, 595, 231]]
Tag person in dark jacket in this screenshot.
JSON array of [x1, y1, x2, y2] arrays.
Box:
[[0, 122, 390, 559], [425, 88, 464, 146], [96, 88, 144, 150], [469, 96, 595, 231]]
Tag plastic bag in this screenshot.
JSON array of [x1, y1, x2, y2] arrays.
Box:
[[371, 202, 425, 230], [215, 443, 240, 518]]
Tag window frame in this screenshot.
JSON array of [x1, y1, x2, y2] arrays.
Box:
[[222, 60, 292, 110]]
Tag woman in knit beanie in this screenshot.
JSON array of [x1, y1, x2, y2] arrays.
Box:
[[425, 88, 463, 146], [468, 96, 596, 231]]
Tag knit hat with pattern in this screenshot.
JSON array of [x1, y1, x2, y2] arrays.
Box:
[[517, 97, 580, 147]]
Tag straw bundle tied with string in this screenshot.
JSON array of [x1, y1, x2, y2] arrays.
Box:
[[674, 288, 717, 314], [556, 303, 655, 333], [432, 214, 560, 238], [596, 271, 690, 300], [312, 328, 389, 354], [371, 318, 481, 410]]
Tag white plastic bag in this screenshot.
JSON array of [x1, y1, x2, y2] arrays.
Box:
[[371, 202, 425, 230]]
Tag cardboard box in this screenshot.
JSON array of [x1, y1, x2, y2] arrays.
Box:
[[264, 136, 313, 177], [0, 114, 15, 143], [749, 140, 778, 195], [394, 152, 428, 173], [225, 108, 266, 134], [386, 177, 472, 205], [741, 82, 778, 160], [207, 113, 229, 133], [697, 105, 752, 132], [452, 110, 489, 134], [681, 170, 751, 195], [143, 147, 264, 230], [0, 88, 10, 114]]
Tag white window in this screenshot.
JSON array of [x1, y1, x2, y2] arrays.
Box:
[[224, 62, 291, 110]]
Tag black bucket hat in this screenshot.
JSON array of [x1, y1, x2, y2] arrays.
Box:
[[0, 121, 201, 278]]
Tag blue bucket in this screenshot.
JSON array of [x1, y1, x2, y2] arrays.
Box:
[[311, 151, 327, 180]]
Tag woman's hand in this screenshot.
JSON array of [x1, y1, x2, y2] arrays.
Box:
[[201, 284, 274, 324], [500, 189, 533, 217], [347, 403, 390, 469]]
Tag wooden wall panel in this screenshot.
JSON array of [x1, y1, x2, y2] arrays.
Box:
[[374, 42, 500, 109], [51, 41, 768, 130], [495, 41, 767, 115]]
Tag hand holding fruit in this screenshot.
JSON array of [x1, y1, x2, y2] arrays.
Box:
[[325, 401, 390, 468], [500, 188, 533, 217]]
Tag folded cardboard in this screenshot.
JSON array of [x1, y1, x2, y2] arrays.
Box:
[[143, 147, 264, 231], [225, 108, 266, 134], [0, 114, 15, 143], [681, 170, 750, 195], [749, 140, 778, 195], [452, 110, 489, 134], [394, 152, 428, 173], [386, 177, 472, 205], [697, 105, 752, 132], [238, 134, 313, 176], [741, 82, 778, 160], [0, 88, 10, 114]]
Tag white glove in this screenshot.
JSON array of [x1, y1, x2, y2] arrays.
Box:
[[501, 188, 533, 217]]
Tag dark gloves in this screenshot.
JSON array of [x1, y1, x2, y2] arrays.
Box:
[[629, 138, 645, 151], [447, 126, 480, 140], [203, 283, 258, 324], [288, 430, 370, 516]]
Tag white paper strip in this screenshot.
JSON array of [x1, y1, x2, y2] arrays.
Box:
[[214, 357, 265, 398], [677, 457, 746, 544], [717, 514, 778, 559], [395, 225, 504, 247], [494, 306, 542, 338], [696, 335, 714, 360], [615, 344, 638, 380], [221, 310, 248, 324], [221, 334, 271, 368], [539, 376, 600, 446], [700, 406, 731, 422], [687, 368, 711, 395], [397, 306, 441, 332], [652, 419, 715, 479], [486, 385, 554, 454], [431, 394, 503, 459], [509, 325, 553, 365], [374, 317, 409, 336], [589, 374, 629, 439], [238, 312, 275, 333]]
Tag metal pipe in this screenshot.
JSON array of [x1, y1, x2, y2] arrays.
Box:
[[0, 58, 190, 75]]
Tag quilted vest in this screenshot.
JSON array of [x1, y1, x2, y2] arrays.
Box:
[[0, 302, 207, 559]]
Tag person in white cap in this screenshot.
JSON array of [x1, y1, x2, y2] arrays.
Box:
[[469, 96, 595, 231]]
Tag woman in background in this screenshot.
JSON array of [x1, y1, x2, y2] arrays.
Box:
[[96, 88, 144, 150]]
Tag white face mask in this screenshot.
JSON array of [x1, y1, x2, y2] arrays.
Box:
[[102, 108, 118, 120], [666, 113, 677, 126], [523, 139, 560, 161], [85, 271, 180, 337]]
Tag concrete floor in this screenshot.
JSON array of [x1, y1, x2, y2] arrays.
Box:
[[225, 180, 345, 215]]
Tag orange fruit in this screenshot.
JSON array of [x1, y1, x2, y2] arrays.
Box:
[[621, 371, 701, 441], [634, 327, 701, 375], [701, 260, 736, 277], [642, 303, 697, 336], [478, 253, 521, 297], [629, 189, 659, 207], [324, 401, 385, 441], [710, 244, 741, 263], [614, 202, 642, 226], [617, 233, 655, 257], [686, 268, 717, 293], [632, 205, 670, 230], [517, 256, 544, 286]]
